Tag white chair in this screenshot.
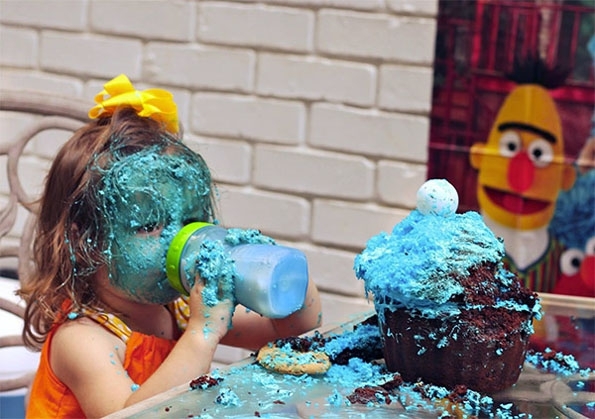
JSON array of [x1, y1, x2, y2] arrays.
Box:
[[0, 90, 87, 416]]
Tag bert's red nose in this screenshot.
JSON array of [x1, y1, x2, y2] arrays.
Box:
[[508, 152, 534, 193]]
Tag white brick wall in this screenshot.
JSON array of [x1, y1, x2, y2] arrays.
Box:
[[317, 9, 436, 63], [0, 0, 87, 30], [257, 54, 376, 106], [0, 26, 38, 68], [0, 0, 438, 336], [192, 93, 306, 143], [197, 3, 315, 51], [146, 43, 255, 91], [90, 1, 195, 41], [310, 103, 430, 161], [40, 31, 143, 78]]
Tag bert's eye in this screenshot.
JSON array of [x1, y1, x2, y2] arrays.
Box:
[[528, 139, 553, 168], [499, 131, 521, 158], [560, 248, 584, 276]]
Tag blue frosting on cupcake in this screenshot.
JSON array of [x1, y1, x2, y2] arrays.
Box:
[[354, 179, 534, 319]]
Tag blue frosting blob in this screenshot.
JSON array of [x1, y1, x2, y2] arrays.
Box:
[[354, 209, 507, 314]]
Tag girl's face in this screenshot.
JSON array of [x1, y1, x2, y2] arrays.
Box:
[[100, 149, 212, 304]]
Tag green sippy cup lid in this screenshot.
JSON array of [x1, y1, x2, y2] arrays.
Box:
[[166, 221, 213, 295]]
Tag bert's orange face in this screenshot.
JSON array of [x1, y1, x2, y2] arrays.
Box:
[[470, 85, 575, 230]]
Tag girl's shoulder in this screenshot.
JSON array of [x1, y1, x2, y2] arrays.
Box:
[[52, 316, 124, 358], [50, 316, 126, 384], [47, 314, 144, 416]]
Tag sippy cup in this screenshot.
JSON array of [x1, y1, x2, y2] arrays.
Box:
[[166, 222, 309, 318]]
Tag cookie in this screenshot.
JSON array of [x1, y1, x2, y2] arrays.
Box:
[[256, 343, 331, 376]]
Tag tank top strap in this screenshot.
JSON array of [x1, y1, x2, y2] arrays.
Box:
[[76, 296, 189, 342], [79, 307, 133, 342], [169, 296, 190, 332]]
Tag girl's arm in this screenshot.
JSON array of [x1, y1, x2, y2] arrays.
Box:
[[51, 283, 234, 418], [221, 277, 322, 350], [123, 297, 233, 407]]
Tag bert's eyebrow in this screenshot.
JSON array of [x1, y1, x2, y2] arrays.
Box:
[[498, 122, 556, 144]]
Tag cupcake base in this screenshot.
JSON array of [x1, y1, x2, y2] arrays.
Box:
[[380, 307, 533, 394]]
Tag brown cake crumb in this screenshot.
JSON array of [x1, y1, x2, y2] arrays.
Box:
[[189, 374, 223, 390], [272, 330, 327, 352], [380, 373, 404, 391], [347, 373, 403, 405], [347, 385, 392, 405], [447, 384, 468, 402]]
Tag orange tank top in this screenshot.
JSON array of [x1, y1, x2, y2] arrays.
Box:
[[26, 298, 189, 418]]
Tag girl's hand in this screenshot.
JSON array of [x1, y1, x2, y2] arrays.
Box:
[[110, 277, 234, 412], [186, 275, 234, 345]]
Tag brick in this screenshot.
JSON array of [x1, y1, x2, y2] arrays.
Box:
[[0, 26, 37, 68], [197, 2, 314, 52], [216, 186, 310, 239], [257, 53, 376, 106], [146, 43, 254, 92], [90, 0, 194, 41], [312, 199, 408, 249], [0, 0, 86, 30], [302, 245, 364, 297], [184, 136, 252, 185], [317, 10, 436, 64], [310, 103, 429, 163], [232, 0, 384, 11], [191, 93, 305, 144], [379, 64, 433, 113], [0, 70, 84, 96], [40, 31, 142, 79], [386, 0, 438, 16], [254, 146, 374, 200], [377, 160, 427, 207]]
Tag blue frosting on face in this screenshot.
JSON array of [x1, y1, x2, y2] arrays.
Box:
[[354, 209, 508, 315], [98, 147, 213, 304]]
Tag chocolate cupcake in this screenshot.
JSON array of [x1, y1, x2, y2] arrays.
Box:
[[354, 179, 541, 393]]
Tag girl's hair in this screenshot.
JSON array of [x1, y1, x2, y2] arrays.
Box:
[[19, 107, 216, 349]]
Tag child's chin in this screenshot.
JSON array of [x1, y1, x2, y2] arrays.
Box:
[[133, 289, 180, 305]]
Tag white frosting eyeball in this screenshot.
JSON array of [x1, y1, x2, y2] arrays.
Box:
[[416, 179, 459, 216]]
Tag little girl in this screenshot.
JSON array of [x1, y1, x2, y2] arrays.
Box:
[[19, 75, 322, 418]]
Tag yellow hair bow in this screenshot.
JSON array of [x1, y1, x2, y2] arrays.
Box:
[[88, 74, 179, 134]]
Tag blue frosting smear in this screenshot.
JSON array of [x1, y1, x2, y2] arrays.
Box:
[[355, 210, 503, 310], [353, 207, 540, 321]]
